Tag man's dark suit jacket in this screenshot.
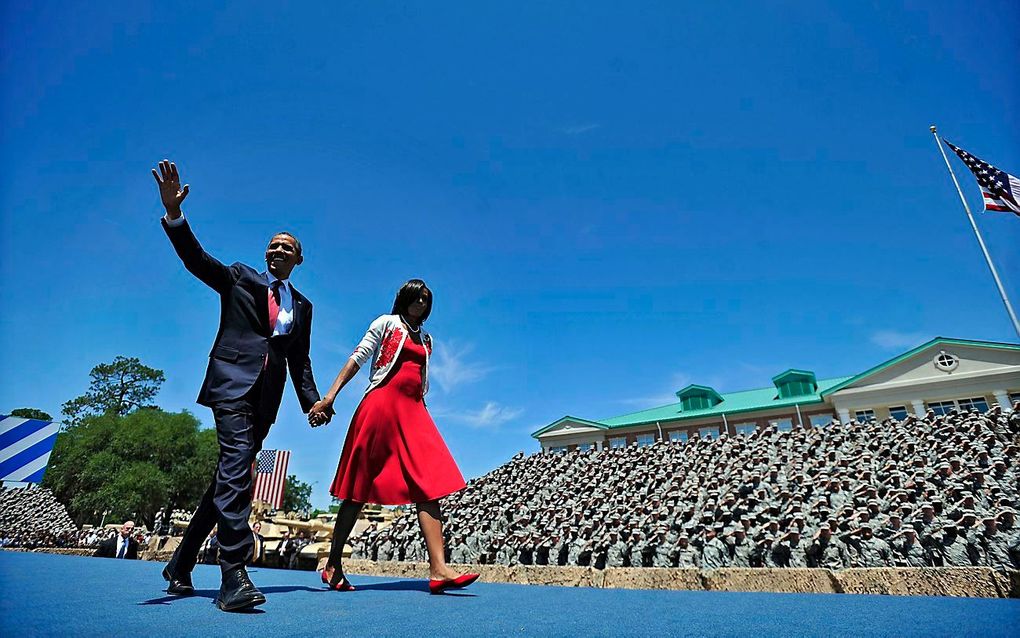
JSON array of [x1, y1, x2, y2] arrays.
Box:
[[162, 218, 319, 423], [94, 536, 138, 559]]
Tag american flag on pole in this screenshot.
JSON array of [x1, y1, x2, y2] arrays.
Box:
[[253, 449, 290, 509], [945, 140, 1020, 217]]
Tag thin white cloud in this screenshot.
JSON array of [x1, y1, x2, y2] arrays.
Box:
[[560, 123, 601, 135], [429, 341, 495, 393], [870, 330, 930, 350], [444, 402, 524, 430], [616, 372, 691, 408], [617, 393, 678, 408]]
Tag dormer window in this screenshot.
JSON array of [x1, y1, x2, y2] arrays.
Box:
[[675, 385, 723, 412], [771, 369, 818, 399]]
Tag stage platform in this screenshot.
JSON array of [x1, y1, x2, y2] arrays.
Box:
[[1, 552, 1017, 637]]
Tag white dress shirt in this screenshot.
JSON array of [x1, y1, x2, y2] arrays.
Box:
[[265, 270, 294, 336], [116, 534, 131, 558], [164, 213, 295, 335]]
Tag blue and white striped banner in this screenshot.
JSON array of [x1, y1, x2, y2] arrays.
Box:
[[0, 415, 60, 483]]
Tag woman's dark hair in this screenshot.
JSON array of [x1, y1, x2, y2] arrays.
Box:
[[391, 279, 433, 324]]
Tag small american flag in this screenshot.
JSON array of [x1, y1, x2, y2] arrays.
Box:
[[945, 140, 1020, 217], [253, 449, 290, 509]]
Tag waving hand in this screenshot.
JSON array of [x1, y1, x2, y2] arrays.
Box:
[[152, 159, 190, 220]]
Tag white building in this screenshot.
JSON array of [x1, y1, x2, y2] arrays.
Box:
[[533, 337, 1020, 453]]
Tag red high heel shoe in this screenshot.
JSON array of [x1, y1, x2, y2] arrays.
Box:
[[321, 568, 356, 592], [428, 572, 480, 595]]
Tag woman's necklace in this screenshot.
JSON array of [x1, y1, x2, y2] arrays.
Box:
[[401, 315, 421, 334]]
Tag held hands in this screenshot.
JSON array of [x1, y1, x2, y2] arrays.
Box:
[[308, 399, 335, 428], [151, 159, 190, 219]]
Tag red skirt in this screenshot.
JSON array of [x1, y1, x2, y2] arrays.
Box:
[[329, 338, 466, 505]]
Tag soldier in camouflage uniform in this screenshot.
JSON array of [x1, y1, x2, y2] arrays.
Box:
[[675, 532, 701, 568], [931, 523, 975, 567], [727, 527, 755, 567], [807, 526, 849, 569], [701, 526, 730, 570], [625, 529, 647, 568], [891, 527, 929, 567], [772, 529, 808, 568], [840, 523, 892, 567], [973, 516, 1016, 572]]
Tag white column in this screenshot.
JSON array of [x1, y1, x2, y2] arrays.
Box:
[[596, 439, 604, 451], [837, 408, 850, 425], [911, 399, 926, 418], [993, 390, 1012, 411]]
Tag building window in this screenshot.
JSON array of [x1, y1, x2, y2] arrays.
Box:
[[636, 434, 655, 447], [769, 418, 793, 432], [957, 397, 989, 413], [888, 406, 908, 421], [933, 351, 959, 372], [734, 423, 757, 436], [549, 446, 567, 454], [928, 400, 956, 416], [577, 442, 595, 452], [669, 430, 688, 443], [609, 437, 627, 449], [698, 426, 720, 440], [1010, 392, 1020, 407], [809, 414, 833, 428], [853, 410, 875, 423]]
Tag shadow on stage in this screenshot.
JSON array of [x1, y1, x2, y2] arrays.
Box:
[[139, 585, 321, 608], [138, 580, 475, 606], [353, 580, 477, 596]]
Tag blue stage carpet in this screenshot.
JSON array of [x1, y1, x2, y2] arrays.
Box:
[[1, 552, 1017, 637]]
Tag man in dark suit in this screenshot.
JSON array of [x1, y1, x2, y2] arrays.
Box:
[[152, 159, 330, 612], [94, 521, 139, 559]]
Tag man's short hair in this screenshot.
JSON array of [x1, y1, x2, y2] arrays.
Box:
[[273, 231, 302, 256]]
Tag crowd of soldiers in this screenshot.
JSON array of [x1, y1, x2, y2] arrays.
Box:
[[0, 486, 156, 550], [0, 486, 81, 549], [351, 404, 1020, 572]]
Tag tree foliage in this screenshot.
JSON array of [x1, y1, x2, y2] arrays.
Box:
[[282, 474, 313, 514], [42, 409, 217, 528], [61, 356, 166, 427], [9, 408, 53, 420]]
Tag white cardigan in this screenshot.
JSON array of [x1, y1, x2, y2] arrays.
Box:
[[349, 314, 432, 396]]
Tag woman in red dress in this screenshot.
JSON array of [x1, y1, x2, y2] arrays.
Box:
[[309, 279, 478, 594]]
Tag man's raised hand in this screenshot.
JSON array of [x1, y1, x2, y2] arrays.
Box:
[[152, 159, 190, 219]]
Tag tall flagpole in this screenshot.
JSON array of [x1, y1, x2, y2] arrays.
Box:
[[930, 125, 1020, 340]]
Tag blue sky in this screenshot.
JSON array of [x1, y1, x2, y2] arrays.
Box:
[[3, 2, 1018, 508]]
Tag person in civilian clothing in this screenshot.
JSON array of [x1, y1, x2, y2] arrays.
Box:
[[311, 280, 478, 595], [94, 521, 138, 559], [152, 160, 325, 612]]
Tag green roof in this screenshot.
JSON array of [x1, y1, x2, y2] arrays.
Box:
[[533, 337, 1019, 439], [594, 376, 851, 430], [820, 337, 1020, 397], [533, 376, 850, 436], [675, 384, 724, 402], [771, 369, 817, 384]]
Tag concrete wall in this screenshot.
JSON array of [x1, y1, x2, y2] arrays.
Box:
[[332, 559, 1019, 598], [9, 549, 1014, 598]]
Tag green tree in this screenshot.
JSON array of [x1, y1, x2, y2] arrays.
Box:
[[42, 409, 217, 528], [282, 475, 313, 514], [9, 408, 53, 420], [61, 356, 166, 427]]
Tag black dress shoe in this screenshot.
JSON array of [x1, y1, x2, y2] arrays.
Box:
[[162, 552, 195, 596], [216, 567, 266, 612]]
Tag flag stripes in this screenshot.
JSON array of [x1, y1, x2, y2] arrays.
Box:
[[0, 416, 60, 483], [945, 140, 1020, 217], [252, 449, 290, 509]]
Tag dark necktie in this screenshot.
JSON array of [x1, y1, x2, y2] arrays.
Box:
[[268, 280, 282, 333], [117, 538, 127, 559]]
